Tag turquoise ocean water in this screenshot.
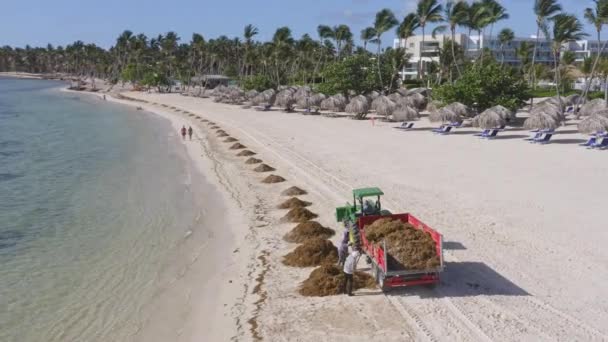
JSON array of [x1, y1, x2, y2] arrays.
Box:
[[0, 78, 207, 341]]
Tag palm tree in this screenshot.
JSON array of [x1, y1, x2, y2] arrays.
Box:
[[548, 13, 587, 110], [242, 24, 259, 76], [498, 28, 515, 66], [469, 2, 491, 64], [531, 0, 562, 89], [373, 9, 399, 92], [396, 13, 420, 83], [361, 27, 377, 51], [482, 0, 509, 42], [317, 24, 352, 59], [335, 25, 353, 58], [516, 41, 534, 76], [577, 0, 608, 115], [270, 27, 294, 86], [444, 0, 469, 76], [415, 0, 444, 80]]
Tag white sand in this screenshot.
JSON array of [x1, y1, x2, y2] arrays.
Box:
[[99, 90, 608, 341]]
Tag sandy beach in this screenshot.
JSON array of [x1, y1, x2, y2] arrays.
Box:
[[70, 86, 606, 342]]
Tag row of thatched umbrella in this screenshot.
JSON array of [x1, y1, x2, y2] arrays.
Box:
[[208, 84, 431, 121], [208, 84, 608, 137]]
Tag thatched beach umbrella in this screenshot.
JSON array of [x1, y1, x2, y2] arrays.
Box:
[[407, 88, 429, 97], [426, 100, 442, 113], [297, 93, 325, 111], [345, 95, 370, 118], [252, 89, 276, 106], [320, 94, 348, 112], [388, 92, 404, 103], [488, 105, 514, 121], [294, 86, 312, 101], [227, 86, 245, 104], [394, 96, 415, 109], [593, 109, 608, 117], [429, 107, 463, 123], [312, 93, 327, 104], [368, 91, 380, 101], [531, 102, 565, 123], [406, 93, 427, 111], [523, 113, 559, 130], [371, 95, 392, 110], [473, 109, 507, 129], [392, 106, 419, 122], [373, 96, 396, 117], [396, 87, 408, 96], [578, 114, 608, 134], [276, 89, 296, 110], [246, 89, 259, 100], [543, 97, 566, 111], [579, 99, 606, 117], [444, 102, 473, 118]]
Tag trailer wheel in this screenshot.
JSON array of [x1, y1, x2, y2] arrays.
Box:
[[378, 275, 390, 292]]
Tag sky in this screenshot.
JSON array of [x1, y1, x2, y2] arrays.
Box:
[[0, 0, 601, 49]]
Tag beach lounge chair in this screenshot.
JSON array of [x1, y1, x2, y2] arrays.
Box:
[[475, 129, 491, 137], [480, 129, 500, 139], [525, 129, 553, 141], [580, 136, 597, 147], [396, 122, 415, 130], [532, 133, 554, 144], [590, 137, 608, 149], [433, 126, 453, 134]]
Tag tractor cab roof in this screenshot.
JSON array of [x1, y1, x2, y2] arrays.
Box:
[[353, 187, 384, 199]]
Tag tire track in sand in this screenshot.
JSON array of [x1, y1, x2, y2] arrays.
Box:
[[193, 109, 608, 341]]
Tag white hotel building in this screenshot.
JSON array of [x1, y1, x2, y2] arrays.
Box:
[[393, 33, 607, 80]]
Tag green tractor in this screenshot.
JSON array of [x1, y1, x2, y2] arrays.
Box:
[[335, 187, 391, 245]]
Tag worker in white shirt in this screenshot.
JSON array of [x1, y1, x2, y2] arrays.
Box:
[[342, 246, 361, 296]]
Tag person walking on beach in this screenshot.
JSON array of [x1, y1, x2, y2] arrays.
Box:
[[188, 126, 193, 140], [181, 126, 187, 140], [343, 246, 361, 296]]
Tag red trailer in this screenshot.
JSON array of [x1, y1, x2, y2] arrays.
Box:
[[358, 213, 444, 291]]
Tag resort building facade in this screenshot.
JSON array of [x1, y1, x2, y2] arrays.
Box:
[[394, 34, 608, 80]]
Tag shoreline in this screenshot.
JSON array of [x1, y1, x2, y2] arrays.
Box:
[[62, 87, 254, 341]]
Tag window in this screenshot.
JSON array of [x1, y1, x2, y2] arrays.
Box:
[[409, 43, 414, 48]]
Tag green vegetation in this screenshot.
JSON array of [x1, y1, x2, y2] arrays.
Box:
[[528, 88, 580, 98], [434, 62, 530, 111], [315, 53, 401, 96], [242, 75, 274, 91]]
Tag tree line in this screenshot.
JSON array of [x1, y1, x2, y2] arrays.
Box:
[[0, 0, 606, 98]]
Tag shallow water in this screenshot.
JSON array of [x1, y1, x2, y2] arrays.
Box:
[[0, 78, 208, 341]]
